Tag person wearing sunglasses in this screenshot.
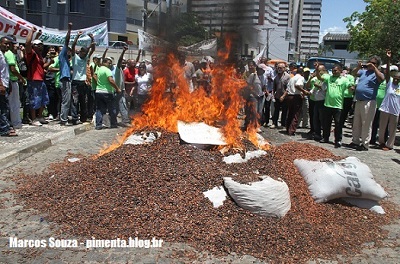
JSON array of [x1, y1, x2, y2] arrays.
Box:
[[377, 50, 400, 151], [348, 55, 385, 151]]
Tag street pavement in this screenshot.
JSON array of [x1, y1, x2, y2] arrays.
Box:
[[0, 119, 93, 170]]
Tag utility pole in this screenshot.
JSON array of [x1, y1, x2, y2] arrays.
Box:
[[142, 0, 148, 57], [220, 6, 224, 38], [265, 28, 274, 60]]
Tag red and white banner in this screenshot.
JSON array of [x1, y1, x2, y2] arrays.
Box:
[[0, 6, 108, 46], [139, 29, 217, 56]]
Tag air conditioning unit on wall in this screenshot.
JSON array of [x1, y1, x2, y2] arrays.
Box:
[[16, 0, 25, 5]]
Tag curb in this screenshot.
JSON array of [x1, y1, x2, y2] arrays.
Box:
[[0, 123, 93, 170]]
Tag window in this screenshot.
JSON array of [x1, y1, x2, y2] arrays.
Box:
[[28, 0, 41, 13], [5, 0, 10, 7], [47, 0, 51, 7], [100, 0, 105, 8], [70, 0, 84, 13]]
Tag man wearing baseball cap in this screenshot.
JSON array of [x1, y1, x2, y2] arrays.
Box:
[[25, 28, 53, 126]]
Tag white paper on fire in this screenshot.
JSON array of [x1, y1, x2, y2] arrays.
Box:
[[223, 176, 291, 218], [177, 121, 227, 146], [124, 131, 161, 145], [294, 157, 388, 203]]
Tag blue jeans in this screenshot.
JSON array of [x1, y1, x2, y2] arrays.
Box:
[[115, 91, 130, 123], [60, 79, 78, 123], [0, 94, 11, 135], [95, 93, 117, 129]]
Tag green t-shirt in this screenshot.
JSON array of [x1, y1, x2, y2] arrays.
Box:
[[323, 74, 350, 109], [376, 80, 387, 108], [308, 77, 317, 101], [4, 50, 19, 81], [90, 62, 98, 91], [343, 74, 355, 98], [50, 57, 61, 88], [96, 66, 114, 93]]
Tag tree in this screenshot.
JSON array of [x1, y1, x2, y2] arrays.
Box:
[[344, 0, 400, 60], [166, 13, 209, 46], [318, 43, 334, 57]]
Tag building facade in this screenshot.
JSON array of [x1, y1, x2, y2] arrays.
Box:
[[278, 0, 322, 62], [1, 0, 323, 63]]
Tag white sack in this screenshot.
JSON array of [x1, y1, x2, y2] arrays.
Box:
[[203, 186, 227, 208], [223, 150, 267, 164], [341, 198, 385, 214], [177, 121, 227, 146], [294, 157, 388, 203], [223, 176, 291, 218]]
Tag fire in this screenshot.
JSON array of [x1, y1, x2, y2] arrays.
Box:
[[97, 39, 270, 157]]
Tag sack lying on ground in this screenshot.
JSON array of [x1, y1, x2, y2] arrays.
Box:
[[294, 157, 388, 203], [340, 198, 385, 214], [223, 176, 291, 218]]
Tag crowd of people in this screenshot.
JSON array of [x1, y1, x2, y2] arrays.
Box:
[[242, 53, 400, 151], [1, 26, 399, 152]]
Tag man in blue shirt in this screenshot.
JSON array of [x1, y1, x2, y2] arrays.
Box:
[[349, 55, 385, 151]]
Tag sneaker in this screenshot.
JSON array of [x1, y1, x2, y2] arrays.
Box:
[[47, 114, 54, 121], [356, 145, 368, 151], [38, 117, 49, 124], [319, 139, 329, 144], [269, 124, 276, 129], [31, 120, 42, 126], [334, 141, 342, 148], [22, 118, 32, 125], [347, 142, 359, 149], [72, 120, 83, 125], [59, 121, 72, 126], [313, 135, 322, 141]]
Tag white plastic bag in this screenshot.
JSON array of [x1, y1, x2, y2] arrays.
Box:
[[223, 176, 291, 218], [294, 157, 388, 203]]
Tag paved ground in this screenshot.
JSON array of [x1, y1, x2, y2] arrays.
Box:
[[0, 119, 399, 263]]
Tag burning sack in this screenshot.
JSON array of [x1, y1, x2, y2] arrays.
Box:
[[223, 176, 291, 218], [177, 121, 227, 148], [294, 157, 388, 203]]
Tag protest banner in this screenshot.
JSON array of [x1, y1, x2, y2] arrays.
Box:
[[0, 6, 108, 46]]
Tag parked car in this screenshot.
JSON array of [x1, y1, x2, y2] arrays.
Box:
[[108, 41, 128, 49]]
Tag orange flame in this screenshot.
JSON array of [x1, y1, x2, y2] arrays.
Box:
[[97, 38, 269, 157]]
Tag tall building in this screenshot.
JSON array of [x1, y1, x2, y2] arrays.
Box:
[[189, 0, 279, 33], [189, 0, 291, 60], [278, 0, 322, 62]]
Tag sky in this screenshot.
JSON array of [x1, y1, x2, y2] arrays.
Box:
[[319, 0, 368, 41]]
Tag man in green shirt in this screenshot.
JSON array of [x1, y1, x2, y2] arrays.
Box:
[[94, 57, 121, 130], [3, 36, 26, 129], [316, 64, 351, 147]]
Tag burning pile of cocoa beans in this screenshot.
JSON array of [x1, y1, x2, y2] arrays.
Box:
[[15, 131, 398, 262]]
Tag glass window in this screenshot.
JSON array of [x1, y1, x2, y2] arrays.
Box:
[[28, 0, 42, 13], [70, 0, 84, 13], [100, 0, 105, 8]]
